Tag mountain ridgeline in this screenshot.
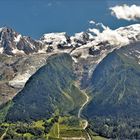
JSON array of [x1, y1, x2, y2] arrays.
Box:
[[5, 53, 86, 122]]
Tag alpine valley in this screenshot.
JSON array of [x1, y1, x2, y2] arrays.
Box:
[[0, 24, 140, 140]]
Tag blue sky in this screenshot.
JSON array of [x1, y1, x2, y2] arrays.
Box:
[[0, 0, 139, 39]]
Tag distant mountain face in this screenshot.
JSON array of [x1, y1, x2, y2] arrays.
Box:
[[0, 27, 91, 56], [1, 24, 140, 57], [0, 53, 50, 105], [0, 27, 43, 55], [0, 28, 91, 105], [0, 26, 105, 104], [1, 24, 140, 105]]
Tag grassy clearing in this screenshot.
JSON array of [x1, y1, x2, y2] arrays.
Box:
[[33, 120, 45, 129], [48, 123, 59, 138], [91, 136, 107, 140], [0, 116, 107, 140], [47, 116, 89, 139], [23, 133, 34, 138]]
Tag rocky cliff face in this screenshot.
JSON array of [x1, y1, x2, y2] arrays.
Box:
[[1, 24, 140, 57], [0, 27, 43, 55]]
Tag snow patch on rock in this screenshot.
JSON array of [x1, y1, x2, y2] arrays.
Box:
[[14, 34, 21, 43], [0, 47, 4, 53], [9, 72, 31, 88]]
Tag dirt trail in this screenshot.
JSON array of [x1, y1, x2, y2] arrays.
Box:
[[78, 91, 89, 118]]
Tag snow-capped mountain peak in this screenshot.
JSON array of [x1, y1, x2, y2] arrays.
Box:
[[0, 27, 43, 55], [71, 24, 140, 60], [0, 24, 140, 57]]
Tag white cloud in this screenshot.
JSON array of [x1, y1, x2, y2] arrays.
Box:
[[88, 21, 130, 47], [88, 28, 100, 35], [110, 4, 140, 21], [97, 26, 130, 46], [89, 20, 107, 30]]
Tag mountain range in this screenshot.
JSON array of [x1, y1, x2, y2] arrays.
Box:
[[0, 24, 140, 139]]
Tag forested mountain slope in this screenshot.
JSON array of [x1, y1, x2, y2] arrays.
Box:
[[5, 53, 86, 122], [83, 42, 140, 139]]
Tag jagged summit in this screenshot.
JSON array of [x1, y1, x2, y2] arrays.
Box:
[[0, 27, 43, 55], [1, 24, 140, 57]]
